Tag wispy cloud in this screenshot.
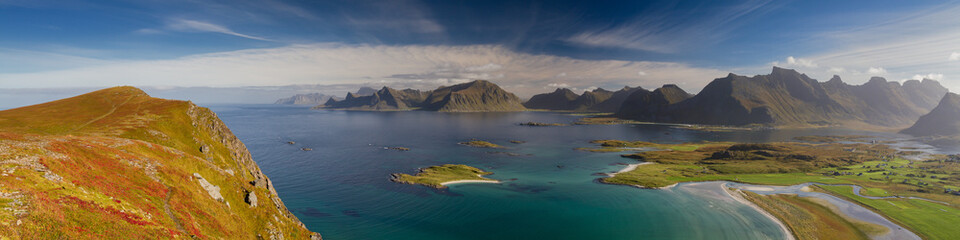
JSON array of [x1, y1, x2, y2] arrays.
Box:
[[165, 19, 273, 41], [754, 2, 960, 89], [797, 3, 960, 84], [565, 0, 778, 53], [0, 44, 727, 97], [343, 0, 445, 35]]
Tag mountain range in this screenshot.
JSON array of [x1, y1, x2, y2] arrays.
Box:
[[274, 93, 338, 105], [523, 87, 641, 112], [615, 67, 949, 128], [317, 80, 526, 112]]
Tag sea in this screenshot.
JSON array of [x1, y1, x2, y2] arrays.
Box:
[[209, 104, 949, 240]]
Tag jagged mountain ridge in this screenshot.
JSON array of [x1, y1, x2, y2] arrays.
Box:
[[523, 86, 641, 112], [319, 80, 525, 112], [616, 67, 948, 128]]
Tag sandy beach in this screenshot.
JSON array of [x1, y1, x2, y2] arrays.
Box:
[[441, 179, 501, 185], [607, 162, 653, 177], [440, 174, 501, 186], [720, 183, 796, 240]]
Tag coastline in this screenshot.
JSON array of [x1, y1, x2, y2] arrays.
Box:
[[441, 179, 501, 185], [720, 182, 796, 240], [606, 162, 653, 177], [440, 174, 501, 186]]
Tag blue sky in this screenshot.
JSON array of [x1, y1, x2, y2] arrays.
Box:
[[1, 0, 958, 99]]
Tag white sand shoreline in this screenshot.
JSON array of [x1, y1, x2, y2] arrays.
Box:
[[440, 174, 501, 186], [720, 182, 796, 240], [441, 179, 500, 185], [607, 162, 653, 177]]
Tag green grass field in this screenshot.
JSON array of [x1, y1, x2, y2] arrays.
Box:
[[817, 185, 960, 240]]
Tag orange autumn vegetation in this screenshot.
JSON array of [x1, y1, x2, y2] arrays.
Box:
[[0, 87, 318, 239]]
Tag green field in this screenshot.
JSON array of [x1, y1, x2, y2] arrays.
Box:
[[817, 185, 960, 240]]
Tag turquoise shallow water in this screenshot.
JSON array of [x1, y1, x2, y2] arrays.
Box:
[[209, 105, 933, 240]]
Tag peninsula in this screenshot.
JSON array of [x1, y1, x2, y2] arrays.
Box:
[[587, 138, 960, 239]]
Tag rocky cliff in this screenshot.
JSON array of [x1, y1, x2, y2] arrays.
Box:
[[0, 87, 320, 239]]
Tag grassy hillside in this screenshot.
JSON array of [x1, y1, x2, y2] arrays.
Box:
[[0, 87, 319, 239]]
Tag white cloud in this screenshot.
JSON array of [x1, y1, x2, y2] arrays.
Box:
[[556, 72, 567, 77], [950, 52, 960, 61], [911, 73, 944, 81], [0, 44, 727, 97], [547, 83, 570, 88], [637, 71, 648, 76], [867, 67, 887, 75], [785, 56, 817, 68], [167, 19, 272, 41]]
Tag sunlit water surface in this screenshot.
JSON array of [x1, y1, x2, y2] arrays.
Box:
[[209, 104, 950, 240]]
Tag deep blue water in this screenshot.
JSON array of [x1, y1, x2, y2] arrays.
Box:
[[210, 104, 941, 240]]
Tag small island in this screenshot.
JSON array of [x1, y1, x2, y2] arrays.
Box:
[[391, 164, 500, 189], [458, 140, 505, 148]]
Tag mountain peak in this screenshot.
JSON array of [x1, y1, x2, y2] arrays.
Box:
[[902, 92, 960, 136], [867, 77, 888, 85], [771, 66, 800, 76]]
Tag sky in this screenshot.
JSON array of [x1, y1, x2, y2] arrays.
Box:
[[1, 0, 959, 106]]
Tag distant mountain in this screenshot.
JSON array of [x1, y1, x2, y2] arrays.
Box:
[[571, 88, 613, 111], [421, 80, 527, 112], [274, 92, 337, 105], [355, 87, 377, 96], [902, 93, 960, 136], [616, 67, 948, 128], [589, 86, 643, 112], [617, 84, 693, 122], [524, 88, 579, 110], [317, 80, 523, 112], [319, 87, 421, 111], [523, 86, 641, 112]]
